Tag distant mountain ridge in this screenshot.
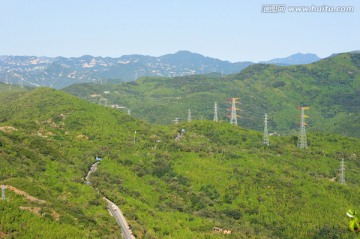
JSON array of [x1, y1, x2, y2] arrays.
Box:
[[63, 52, 360, 138], [0, 51, 321, 89], [260, 53, 321, 65]]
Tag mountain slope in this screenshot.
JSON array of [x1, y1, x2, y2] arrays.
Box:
[[1, 88, 360, 238], [63, 52, 360, 138], [260, 53, 321, 65], [0, 51, 252, 89], [0, 88, 140, 238]]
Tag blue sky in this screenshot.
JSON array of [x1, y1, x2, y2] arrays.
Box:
[[0, 0, 359, 62]]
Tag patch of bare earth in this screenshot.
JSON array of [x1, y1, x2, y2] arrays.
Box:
[[0, 231, 7, 238], [5, 185, 61, 221], [0, 126, 17, 133], [19, 206, 41, 215], [6, 185, 46, 204]]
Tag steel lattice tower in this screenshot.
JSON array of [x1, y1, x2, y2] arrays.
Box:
[[187, 109, 192, 122], [263, 113, 269, 145], [339, 157, 346, 185], [1, 185, 5, 200], [99, 97, 108, 107], [173, 117, 179, 124], [297, 106, 309, 149], [227, 98, 240, 125], [19, 78, 24, 89], [213, 102, 219, 122]]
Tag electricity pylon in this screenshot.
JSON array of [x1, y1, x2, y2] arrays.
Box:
[[227, 98, 240, 125], [127, 109, 131, 115], [187, 109, 192, 122], [99, 97, 108, 106], [173, 117, 180, 124], [339, 157, 346, 185], [263, 113, 269, 145], [5, 74, 11, 91], [1, 185, 5, 200], [213, 102, 219, 122], [297, 106, 309, 149], [19, 78, 24, 89]]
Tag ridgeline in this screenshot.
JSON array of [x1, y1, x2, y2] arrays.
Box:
[[64, 52, 360, 138]]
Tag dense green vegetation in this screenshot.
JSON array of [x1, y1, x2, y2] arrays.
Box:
[[0, 88, 128, 238], [64, 52, 360, 138], [1, 87, 360, 238]]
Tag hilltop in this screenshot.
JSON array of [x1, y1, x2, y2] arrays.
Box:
[[0, 51, 320, 89], [0, 87, 360, 238], [64, 52, 360, 138], [260, 53, 321, 65]]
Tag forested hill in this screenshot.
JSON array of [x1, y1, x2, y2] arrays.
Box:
[[0, 88, 136, 238], [64, 52, 360, 138], [1, 87, 360, 238]]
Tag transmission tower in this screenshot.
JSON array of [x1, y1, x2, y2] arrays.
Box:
[[297, 106, 309, 149], [213, 102, 219, 122], [339, 157, 346, 185], [5, 74, 11, 91], [187, 109, 192, 122], [127, 109, 131, 115], [263, 113, 269, 145], [173, 117, 180, 124], [99, 97, 108, 106], [19, 77, 24, 89], [1, 185, 5, 200], [227, 98, 240, 125], [42, 65, 45, 81]]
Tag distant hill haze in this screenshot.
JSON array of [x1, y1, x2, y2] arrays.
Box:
[[260, 53, 321, 65], [0, 51, 320, 89]]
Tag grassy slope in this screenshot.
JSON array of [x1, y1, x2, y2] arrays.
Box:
[[63, 52, 360, 138], [0, 88, 360, 238], [92, 120, 360, 238], [0, 88, 135, 238]]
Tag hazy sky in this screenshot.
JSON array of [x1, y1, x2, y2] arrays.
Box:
[[1, 0, 359, 62]]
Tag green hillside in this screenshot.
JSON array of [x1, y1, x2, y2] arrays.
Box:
[[64, 52, 360, 138], [0, 88, 133, 238], [1, 88, 360, 238]]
